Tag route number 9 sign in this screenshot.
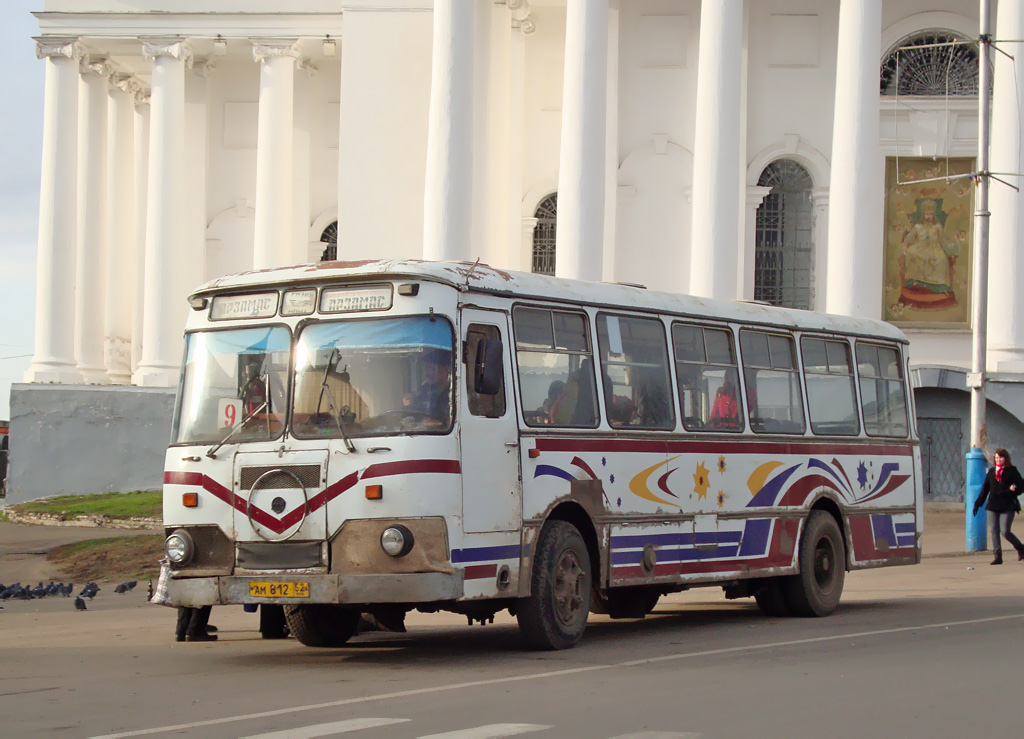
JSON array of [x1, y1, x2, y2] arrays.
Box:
[[218, 398, 243, 428]]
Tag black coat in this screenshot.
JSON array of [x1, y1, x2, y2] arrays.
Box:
[[975, 465, 1024, 513]]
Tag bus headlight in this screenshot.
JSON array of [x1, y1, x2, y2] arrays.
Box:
[[165, 529, 195, 565], [380, 525, 414, 557]]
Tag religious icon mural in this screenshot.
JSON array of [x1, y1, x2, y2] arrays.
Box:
[[883, 157, 973, 326]]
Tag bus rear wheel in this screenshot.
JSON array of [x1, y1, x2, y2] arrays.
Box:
[[284, 604, 361, 647], [782, 510, 846, 617], [753, 578, 791, 616], [517, 520, 592, 650]]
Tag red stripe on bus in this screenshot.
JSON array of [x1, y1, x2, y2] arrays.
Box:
[[362, 459, 461, 479], [463, 563, 498, 580], [848, 514, 917, 563], [533, 437, 913, 457]]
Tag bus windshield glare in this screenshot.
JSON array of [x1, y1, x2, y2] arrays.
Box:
[[292, 315, 455, 438], [173, 326, 291, 445]]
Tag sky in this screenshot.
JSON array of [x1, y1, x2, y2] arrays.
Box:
[[0, 1, 44, 421]]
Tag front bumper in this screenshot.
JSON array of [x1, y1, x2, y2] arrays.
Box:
[[167, 571, 465, 607]]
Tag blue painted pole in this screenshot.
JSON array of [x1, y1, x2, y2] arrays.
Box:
[[966, 448, 988, 552]]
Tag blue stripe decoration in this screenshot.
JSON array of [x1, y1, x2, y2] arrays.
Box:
[[868, 462, 902, 495], [871, 514, 897, 547], [533, 464, 576, 482], [451, 544, 521, 563], [894, 522, 916, 534], [738, 519, 771, 557], [610, 532, 695, 548], [896, 535, 915, 548], [807, 458, 851, 495], [748, 463, 803, 507]]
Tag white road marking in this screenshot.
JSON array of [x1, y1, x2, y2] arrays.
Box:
[[239, 717, 410, 738], [93, 612, 1024, 738], [609, 733, 702, 739], [418, 723, 550, 739]]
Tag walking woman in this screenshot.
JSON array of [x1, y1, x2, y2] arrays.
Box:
[[972, 448, 1024, 564]]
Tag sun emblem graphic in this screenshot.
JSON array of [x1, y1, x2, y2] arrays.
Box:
[[717, 490, 726, 508], [693, 461, 710, 500], [717, 455, 727, 474]]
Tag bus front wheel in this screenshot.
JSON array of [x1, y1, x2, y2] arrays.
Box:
[[782, 510, 846, 617], [284, 604, 361, 647], [516, 520, 592, 650]]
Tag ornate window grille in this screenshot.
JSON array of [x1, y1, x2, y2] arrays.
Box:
[[880, 30, 978, 96], [532, 193, 557, 276], [755, 160, 814, 310], [319, 221, 338, 261]]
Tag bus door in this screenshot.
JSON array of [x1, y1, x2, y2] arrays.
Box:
[[460, 309, 522, 533], [232, 449, 329, 544]]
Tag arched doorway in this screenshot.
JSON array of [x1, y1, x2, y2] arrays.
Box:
[[754, 160, 814, 309], [532, 193, 557, 276], [319, 221, 338, 262]]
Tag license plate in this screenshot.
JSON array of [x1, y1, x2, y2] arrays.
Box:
[[249, 581, 310, 598]]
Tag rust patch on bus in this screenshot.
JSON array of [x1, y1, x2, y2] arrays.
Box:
[[311, 259, 377, 271], [570, 479, 610, 514]]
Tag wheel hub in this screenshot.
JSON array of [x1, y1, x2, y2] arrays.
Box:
[[553, 549, 585, 625]]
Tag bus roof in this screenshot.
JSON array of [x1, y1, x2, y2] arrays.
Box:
[[193, 259, 908, 343]]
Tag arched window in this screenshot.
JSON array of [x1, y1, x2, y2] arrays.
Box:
[[532, 193, 557, 276], [319, 221, 338, 261], [755, 160, 814, 310], [880, 30, 978, 96]]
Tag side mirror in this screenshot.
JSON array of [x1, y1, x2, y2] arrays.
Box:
[[474, 338, 503, 396]]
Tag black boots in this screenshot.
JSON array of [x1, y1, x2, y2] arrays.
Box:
[[991, 555, 1003, 565]]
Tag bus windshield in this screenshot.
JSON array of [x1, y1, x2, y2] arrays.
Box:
[[292, 315, 455, 438], [173, 326, 292, 445]]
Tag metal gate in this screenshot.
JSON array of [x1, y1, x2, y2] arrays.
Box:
[[919, 417, 964, 502]]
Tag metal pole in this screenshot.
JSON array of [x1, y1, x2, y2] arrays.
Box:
[[966, 0, 992, 552]]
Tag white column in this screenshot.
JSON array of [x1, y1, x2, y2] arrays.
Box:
[[825, 0, 882, 318], [134, 38, 191, 388], [131, 94, 150, 375], [601, 1, 620, 283], [555, 0, 608, 282], [811, 187, 830, 313], [75, 56, 110, 384], [423, 1, 475, 262], [292, 61, 314, 265], [507, 15, 528, 270], [104, 76, 137, 384], [742, 186, 772, 301], [520, 217, 539, 270], [989, 0, 1024, 370], [689, 0, 743, 300], [26, 37, 81, 384], [252, 39, 299, 270], [184, 59, 210, 288]]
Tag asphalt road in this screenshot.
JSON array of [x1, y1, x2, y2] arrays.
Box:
[[1, 549, 1021, 739]]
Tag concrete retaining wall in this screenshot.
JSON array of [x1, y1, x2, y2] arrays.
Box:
[[6, 384, 176, 504]]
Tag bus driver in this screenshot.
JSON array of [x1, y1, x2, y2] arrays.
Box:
[[403, 348, 452, 425]]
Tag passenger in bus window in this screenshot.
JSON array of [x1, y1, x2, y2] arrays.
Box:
[[542, 381, 565, 423], [708, 373, 740, 429], [406, 349, 452, 424]]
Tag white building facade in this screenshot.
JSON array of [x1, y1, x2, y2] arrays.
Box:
[[18, 0, 1024, 501]]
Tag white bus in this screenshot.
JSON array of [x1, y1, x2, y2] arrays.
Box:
[[164, 260, 921, 650]]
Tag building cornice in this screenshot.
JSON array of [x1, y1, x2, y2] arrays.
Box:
[[34, 12, 346, 38]]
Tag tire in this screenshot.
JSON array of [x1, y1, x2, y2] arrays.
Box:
[[284, 604, 361, 647], [517, 520, 592, 650], [753, 578, 791, 617], [590, 586, 660, 619], [782, 510, 846, 617]]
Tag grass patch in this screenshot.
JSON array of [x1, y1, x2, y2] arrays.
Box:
[[47, 535, 164, 582], [10, 490, 161, 519]]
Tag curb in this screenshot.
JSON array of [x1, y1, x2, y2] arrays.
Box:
[[3, 509, 162, 531]]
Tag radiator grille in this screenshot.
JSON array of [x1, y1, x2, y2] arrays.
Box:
[[239, 464, 321, 491]]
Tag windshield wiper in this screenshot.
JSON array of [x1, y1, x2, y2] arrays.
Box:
[[206, 395, 270, 458], [316, 348, 357, 453]]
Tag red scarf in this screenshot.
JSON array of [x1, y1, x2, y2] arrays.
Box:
[[996, 464, 1005, 482]]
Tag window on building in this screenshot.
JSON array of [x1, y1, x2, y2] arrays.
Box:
[[532, 194, 557, 276], [513, 306, 598, 428], [740, 329, 805, 434], [880, 30, 978, 96], [801, 336, 859, 436], [856, 342, 909, 437], [755, 159, 814, 310], [320, 221, 338, 262], [673, 323, 743, 432], [596, 314, 674, 430]]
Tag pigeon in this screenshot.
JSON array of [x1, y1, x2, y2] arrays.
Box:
[[74, 597, 87, 611], [114, 582, 130, 594], [80, 583, 100, 599], [0, 589, 13, 601], [61, 583, 74, 597], [125, 581, 137, 591]]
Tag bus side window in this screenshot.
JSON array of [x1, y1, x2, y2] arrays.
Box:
[[856, 342, 909, 437], [740, 330, 805, 434], [802, 337, 859, 436], [465, 324, 506, 418], [512, 306, 598, 428], [596, 314, 674, 430], [672, 323, 742, 432]]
